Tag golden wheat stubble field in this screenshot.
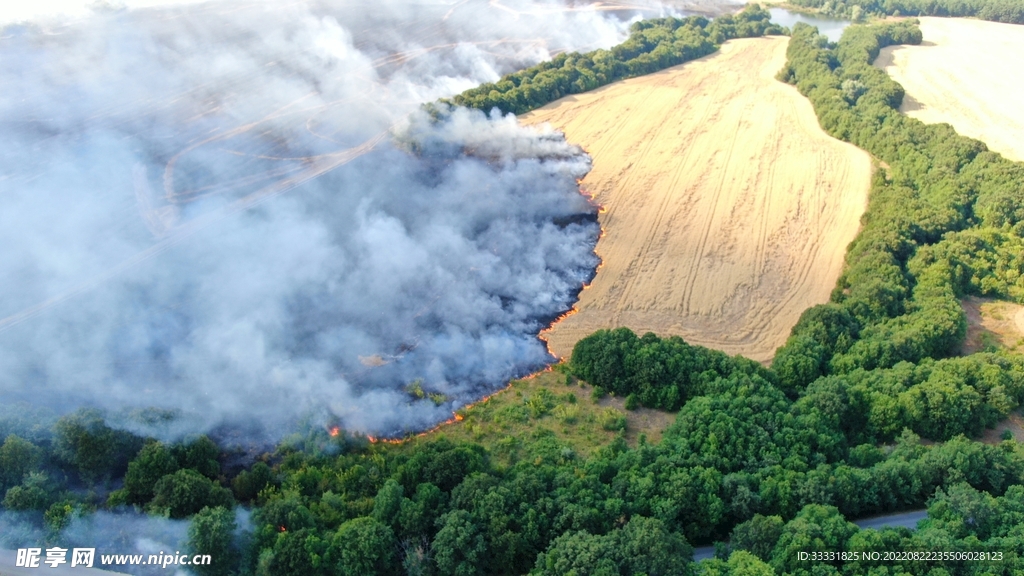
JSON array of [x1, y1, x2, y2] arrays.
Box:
[[521, 36, 871, 362], [875, 17, 1024, 162]]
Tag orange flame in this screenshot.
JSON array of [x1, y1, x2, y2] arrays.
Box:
[[359, 376, 532, 445], [328, 426, 340, 437]]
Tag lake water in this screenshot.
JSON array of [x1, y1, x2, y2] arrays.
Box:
[[769, 8, 852, 42]]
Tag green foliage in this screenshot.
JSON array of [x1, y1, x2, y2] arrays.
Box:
[[406, 380, 426, 400], [330, 516, 399, 575], [535, 516, 693, 576], [696, 550, 775, 576], [397, 439, 487, 493], [433, 510, 487, 576], [187, 506, 239, 576], [232, 461, 275, 503], [0, 434, 41, 491], [570, 328, 769, 410], [173, 435, 221, 479], [149, 468, 233, 519], [124, 441, 180, 505], [773, 19, 1024, 444], [52, 409, 144, 483], [3, 471, 58, 511], [598, 408, 626, 432], [43, 499, 78, 532], [371, 478, 403, 529], [552, 403, 580, 424], [792, 0, 1024, 23], [441, 6, 783, 115], [624, 393, 639, 411], [525, 388, 556, 418], [731, 514, 785, 561], [770, 505, 858, 574], [220, 14, 1024, 576]]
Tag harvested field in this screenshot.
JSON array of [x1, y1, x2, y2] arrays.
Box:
[[521, 36, 871, 362], [875, 17, 1024, 162]]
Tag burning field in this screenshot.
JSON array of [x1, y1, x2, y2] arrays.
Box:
[[874, 17, 1024, 162], [0, 0, 667, 439], [522, 36, 872, 362]]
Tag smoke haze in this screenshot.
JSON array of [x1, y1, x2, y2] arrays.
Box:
[[0, 0, 743, 439]]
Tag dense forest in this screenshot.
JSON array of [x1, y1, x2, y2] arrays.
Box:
[[789, 0, 1024, 23], [439, 5, 785, 115], [5, 11, 1024, 576]]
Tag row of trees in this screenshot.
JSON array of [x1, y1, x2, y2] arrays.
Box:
[[0, 408, 244, 574], [774, 19, 1024, 393], [571, 327, 1024, 443], [439, 6, 784, 115], [712, 481, 1024, 576], [791, 0, 1024, 23], [567, 328, 772, 410]]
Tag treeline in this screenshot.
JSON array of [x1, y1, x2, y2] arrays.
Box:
[[0, 405, 241, 537], [790, 0, 1024, 23], [234, 378, 1024, 575], [707, 482, 1024, 575], [773, 19, 1024, 395], [568, 327, 772, 410], [572, 328, 1024, 443], [439, 6, 784, 116]]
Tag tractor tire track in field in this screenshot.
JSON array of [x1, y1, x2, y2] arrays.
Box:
[[522, 36, 871, 362]]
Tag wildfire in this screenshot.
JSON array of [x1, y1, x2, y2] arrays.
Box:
[[356, 379, 523, 445], [328, 426, 340, 437]]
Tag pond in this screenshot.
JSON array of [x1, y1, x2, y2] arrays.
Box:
[[769, 7, 852, 42]]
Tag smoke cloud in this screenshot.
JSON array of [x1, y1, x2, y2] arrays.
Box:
[[1, 509, 196, 575], [0, 0, 671, 438]]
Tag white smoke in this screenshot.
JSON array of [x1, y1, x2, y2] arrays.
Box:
[[1, 509, 192, 575], [0, 0, 654, 438]]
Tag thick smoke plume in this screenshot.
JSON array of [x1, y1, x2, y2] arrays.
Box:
[[0, 0, 668, 438]]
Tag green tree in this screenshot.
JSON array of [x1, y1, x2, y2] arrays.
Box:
[[232, 461, 274, 503], [3, 471, 56, 511], [174, 435, 221, 479], [187, 506, 239, 576], [124, 441, 180, 505], [433, 510, 486, 576], [149, 468, 233, 519], [0, 434, 41, 491], [52, 409, 143, 483], [371, 478, 404, 530], [770, 505, 857, 574], [731, 514, 785, 561], [328, 517, 399, 575]]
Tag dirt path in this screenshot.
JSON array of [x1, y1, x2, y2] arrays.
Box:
[[875, 17, 1024, 162], [521, 36, 871, 362]]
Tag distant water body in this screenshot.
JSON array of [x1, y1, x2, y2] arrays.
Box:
[[769, 7, 852, 42]]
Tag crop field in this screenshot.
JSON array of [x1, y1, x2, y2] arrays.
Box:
[[875, 17, 1024, 162], [521, 36, 871, 362]]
